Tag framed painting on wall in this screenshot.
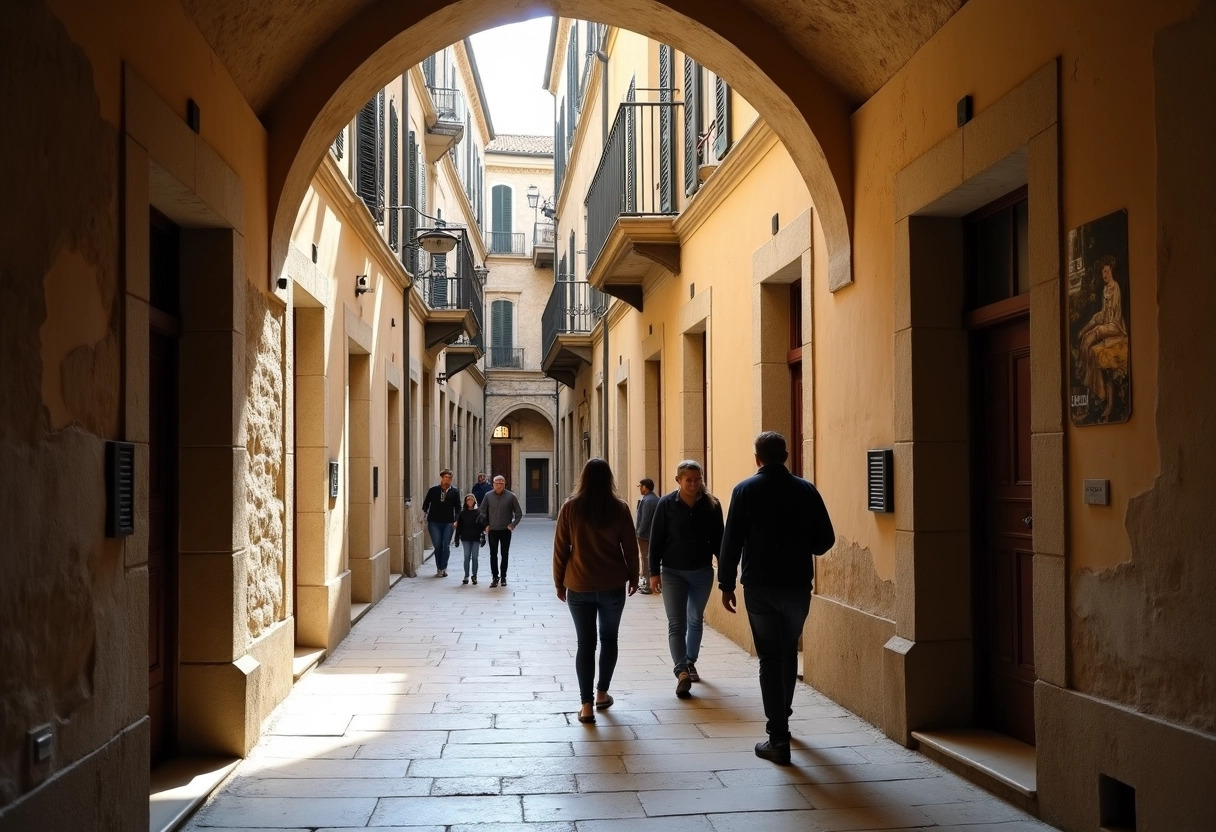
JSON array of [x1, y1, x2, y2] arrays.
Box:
[[1067, 209, 1131, 426]]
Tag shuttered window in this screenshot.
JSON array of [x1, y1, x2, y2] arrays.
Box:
[[491, 185, 512, 253], [491, 299, 514, 349], [555, 105, 567, 196], [356, 91, 385, 221], [658, 45, 675, 212], [625, 77, 637, 213], [683, 55, 702, 198], [423, 54, 436, 87], [714, 76, 732, 160], [558, 253, 567, 282], [406, 131, 418, 274], [388, 102, 399, 251]]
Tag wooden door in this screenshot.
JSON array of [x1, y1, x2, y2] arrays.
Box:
[[148, 211, 180, 766], [973, 316, 1036, 744], [490, 443, 512, 491], [525, 459, 549, 513]]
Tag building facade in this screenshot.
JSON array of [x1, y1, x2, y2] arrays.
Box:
[[3, 1, 1214, 830], [481, 135, 562, 515]]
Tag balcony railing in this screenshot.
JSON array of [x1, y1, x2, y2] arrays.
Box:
[[485, 231, 526, 255], [533, 221, 555, 248], [542, 279, 607, 361], [585, 93, 683, 272], [415, 224, 484, 343], [488, 347, 525, 369], [427, 86, 464, 124]]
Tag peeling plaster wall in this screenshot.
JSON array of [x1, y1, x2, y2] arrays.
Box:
[[244, 289, 286, 639], [1071, 0, 1216, 734], [814, 539, 895, 621], [0, 0, 126, 810]]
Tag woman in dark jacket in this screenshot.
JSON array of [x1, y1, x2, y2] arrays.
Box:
[[553, 458, 640, 724], [648, 459, 724, 698], [455, 494, 484, 585]]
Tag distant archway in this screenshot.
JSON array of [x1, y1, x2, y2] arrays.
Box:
[[264, 0, 853, 294]]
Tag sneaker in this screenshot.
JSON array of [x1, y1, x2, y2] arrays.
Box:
[[440, 569, 447, 577], [462, 577, 469, 585], [471, 576, 477, 585], [687, 663, 699, 682], [500, 578, 507, 586], [490, 578, 499, 588], [675, 670, 692, 699], [754, 739, 791, 765]]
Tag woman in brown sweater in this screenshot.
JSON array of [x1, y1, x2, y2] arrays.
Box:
[[553, 458, 640, 724]]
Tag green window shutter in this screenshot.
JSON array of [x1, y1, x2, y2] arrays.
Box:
[[714, 76, 732, 160], [356, 93, 384, 220], [683, 55, 701, 198], [492, 185, 512, 235]]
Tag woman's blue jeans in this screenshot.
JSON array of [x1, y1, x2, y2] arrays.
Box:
[[566, 588, 627, 704], [661, 566, 715, 675], [428, 521, 453, 571], [461, 538, 479, 578]]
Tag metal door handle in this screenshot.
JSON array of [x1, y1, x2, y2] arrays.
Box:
[[1022, 515, 1033, 528]]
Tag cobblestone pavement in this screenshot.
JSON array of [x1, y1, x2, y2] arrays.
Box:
[[186, 518, 1057, 831]]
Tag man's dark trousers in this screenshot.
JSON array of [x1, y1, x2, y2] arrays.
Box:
[[488, 529, 513, 581], [744, 585, 811, 742]]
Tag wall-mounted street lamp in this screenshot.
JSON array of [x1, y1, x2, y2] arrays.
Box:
[[355, 274, 373, 297], [526, 185, 556, 220]]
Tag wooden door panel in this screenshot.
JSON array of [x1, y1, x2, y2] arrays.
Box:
[[975, 315, 1036, 745], [490, 444, 512, 491]]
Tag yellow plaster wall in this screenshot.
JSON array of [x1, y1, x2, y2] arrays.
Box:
[[849, 0, 1192, 577]]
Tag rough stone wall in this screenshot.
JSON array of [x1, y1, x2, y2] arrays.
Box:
[[243, 287, 286, 639], [813, 538, 895, 620], [0, 0, 121, 806], [1071, 0, 1216, 734]]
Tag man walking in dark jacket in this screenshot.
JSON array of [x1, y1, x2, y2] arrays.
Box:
[[634, 478, 659, 594], [421, 468, 462, 577], [481, 475, 523, 587], [718, 431, 834, 764]]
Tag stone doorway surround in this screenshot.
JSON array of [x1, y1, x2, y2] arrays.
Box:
[[123, 66, 293, 766], [885, 57, 1064, 786]]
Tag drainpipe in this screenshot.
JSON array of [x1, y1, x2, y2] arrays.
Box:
[[402, 281, 416, 577]]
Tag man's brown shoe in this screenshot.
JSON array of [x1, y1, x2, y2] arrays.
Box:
[[675, 671, 692, 698]]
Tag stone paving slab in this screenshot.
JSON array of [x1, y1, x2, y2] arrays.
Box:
[[185, 519, 1058, 831]]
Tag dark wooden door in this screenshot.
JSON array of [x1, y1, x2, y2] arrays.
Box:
[[148, 211, 180, 766], [973, 316, 1036, 744], [525, 459, 549, 513], [490, 444, 512, 490]]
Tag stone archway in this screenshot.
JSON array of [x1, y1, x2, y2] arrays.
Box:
[[263, 0, 854, 296]]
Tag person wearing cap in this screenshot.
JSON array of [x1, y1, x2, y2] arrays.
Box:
[[634, 478, 659, 594]]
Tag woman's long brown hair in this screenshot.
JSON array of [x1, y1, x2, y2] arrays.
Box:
[[567, 458, 621, 526]]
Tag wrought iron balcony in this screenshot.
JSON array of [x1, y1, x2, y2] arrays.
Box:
[[541, 279, 606, 387], [414, 226, 484, 369], [484, 231, 526, 255], [487, 347, 525, 369], [585, 94, 684, 311], [424, 86, 465, 161]]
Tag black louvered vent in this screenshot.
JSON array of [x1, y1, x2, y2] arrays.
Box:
[[106, 440, 135, 537], [867, 449, 893, 513]]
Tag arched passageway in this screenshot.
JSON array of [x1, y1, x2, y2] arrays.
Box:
[[258, 0, 859, 294]]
